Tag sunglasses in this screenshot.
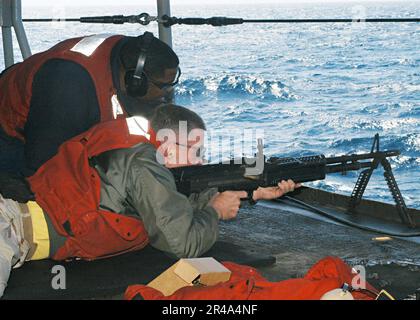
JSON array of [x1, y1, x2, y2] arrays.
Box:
[[149, 67, 182, 91]]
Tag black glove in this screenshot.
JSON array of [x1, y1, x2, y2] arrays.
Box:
[[0, 172, 35, 203]]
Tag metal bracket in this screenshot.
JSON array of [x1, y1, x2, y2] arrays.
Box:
[[381, 158, 415, 227], [370, 133, 380, 153], [348, 134, 415, 227], [349, 134, 381, 210], [349, 168, 375, 210]]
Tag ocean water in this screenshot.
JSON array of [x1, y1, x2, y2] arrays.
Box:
[[1, 1, 419, 208]]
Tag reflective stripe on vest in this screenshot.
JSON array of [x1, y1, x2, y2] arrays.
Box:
[[126, 116, 151, 139], [111, 95, 125, 119], [70, 33, 116, 57]]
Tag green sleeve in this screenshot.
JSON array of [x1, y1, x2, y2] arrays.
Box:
[[188, 188, 219, 211], [126, 155, 219, 259]]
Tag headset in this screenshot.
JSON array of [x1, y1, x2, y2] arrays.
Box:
[[124, 31, 155, 98]]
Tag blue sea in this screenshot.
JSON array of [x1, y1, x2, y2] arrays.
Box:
[[1, 1, 419, 208]]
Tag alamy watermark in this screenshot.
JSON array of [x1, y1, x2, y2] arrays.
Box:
[[51, 265, 66, 290], [351, 265, 367, 290], [155, 122, 265, 175]]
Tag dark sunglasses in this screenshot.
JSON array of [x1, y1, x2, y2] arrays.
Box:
[[149, 67, 182, 91]]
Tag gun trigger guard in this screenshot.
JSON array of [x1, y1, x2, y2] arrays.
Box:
[[247, 190, 257, 206]]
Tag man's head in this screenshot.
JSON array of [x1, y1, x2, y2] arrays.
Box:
[[150, 104, 206, 168], [119, 33, 180, 107]]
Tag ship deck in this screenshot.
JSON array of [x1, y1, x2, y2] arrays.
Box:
[[4, 198, 419, 300]]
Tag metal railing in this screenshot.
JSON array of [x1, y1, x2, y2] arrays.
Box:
[[1, 0, 31, 68], [0, 0, 174, 69]]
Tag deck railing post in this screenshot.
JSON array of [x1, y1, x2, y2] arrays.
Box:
[[12, 0, 31, 59], [1, 0, 15, 68], [156, 0, 173, 48], [156, 0, 175, 102], [1, 0, 31, 69]]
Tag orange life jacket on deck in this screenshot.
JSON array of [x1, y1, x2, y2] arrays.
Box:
[[28, 116, 160, 261], [125, 257, 378, 300], [0, 34, 126, 141]]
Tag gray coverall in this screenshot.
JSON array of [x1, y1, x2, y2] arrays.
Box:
[[93, 142, 220, 259]]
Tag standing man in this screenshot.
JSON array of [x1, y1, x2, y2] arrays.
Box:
[[0, 32, 180, 201]]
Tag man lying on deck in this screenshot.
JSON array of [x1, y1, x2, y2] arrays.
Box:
[[0, 104, 299, 298]]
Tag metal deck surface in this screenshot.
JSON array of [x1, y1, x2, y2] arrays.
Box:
[[3, 199, 419, 300], [218, 201, 420, 299]]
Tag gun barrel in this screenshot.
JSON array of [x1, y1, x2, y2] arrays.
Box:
[[325, 150, 400, 165], [325, 161, 373, 174]]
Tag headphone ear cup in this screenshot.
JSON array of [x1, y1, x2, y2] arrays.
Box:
[[125, 71, 149, 97], [136, 72, 149, 97]]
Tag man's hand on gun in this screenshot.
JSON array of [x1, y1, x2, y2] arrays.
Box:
[[209, 180, 301, 221], [253, 179, 302, 202]]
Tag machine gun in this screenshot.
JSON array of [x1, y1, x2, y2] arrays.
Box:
[[170, 134, 415, 228]]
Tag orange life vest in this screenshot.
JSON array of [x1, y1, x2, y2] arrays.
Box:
[[0, 34, 125, 141], [125, 257, 378, 300], [28, 116, 160, 261]]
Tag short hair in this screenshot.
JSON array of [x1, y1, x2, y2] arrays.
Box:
[[119, 35, 179, 78], [150, 104, 206, 134]]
